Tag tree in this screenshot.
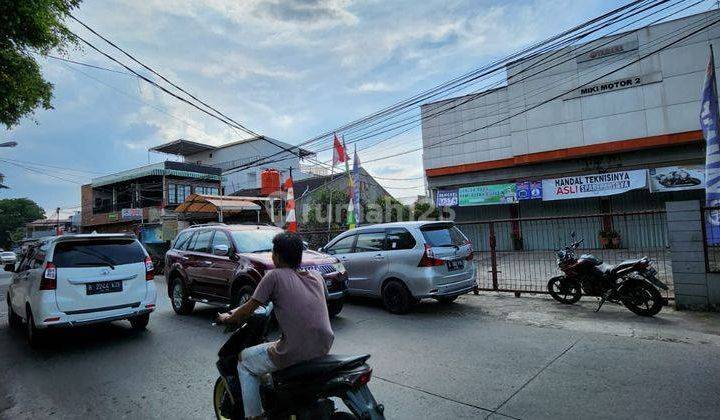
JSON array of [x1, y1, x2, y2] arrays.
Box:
[[0, 198, 45, 248], [0, 1, 81, 128]]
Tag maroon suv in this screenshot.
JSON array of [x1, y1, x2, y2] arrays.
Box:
[[164, 224, 347, 317]]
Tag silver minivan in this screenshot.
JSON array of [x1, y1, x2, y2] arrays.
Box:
[[320, 221, 476, 313]]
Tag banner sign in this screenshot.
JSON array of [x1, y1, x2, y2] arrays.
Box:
[[516, 181, 542, 200], [436, 189, 459, 207], [121, 208, 143, 220], [649, 166, 704, 192], [542, 169, 647, 201], [459, 183, 517, 206]]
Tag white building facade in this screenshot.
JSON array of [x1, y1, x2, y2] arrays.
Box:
[[422, 11, 715, 225], [151, 136, 318, 195]]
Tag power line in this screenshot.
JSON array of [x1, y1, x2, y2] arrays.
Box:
[[70, 14, 261, 138], [43, 54, 130, 74], [229, 0, 669, 172], [361, 12, 720, 164]]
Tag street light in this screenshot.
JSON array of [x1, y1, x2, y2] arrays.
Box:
[[0, 141, 18, 148]]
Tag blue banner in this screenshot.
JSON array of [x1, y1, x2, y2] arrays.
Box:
[[516, 181, 542, 200], [436, 189, 459, 207], [701, 47, 720, 244]]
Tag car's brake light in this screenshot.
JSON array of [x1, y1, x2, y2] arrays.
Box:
[[40, 262, 57, 290], [466, 251, 474, 261], [418, 244, 444, 267], [145, 256, 154, 281]]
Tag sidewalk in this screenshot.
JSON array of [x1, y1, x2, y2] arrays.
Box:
[[464, 291, 720, 346]]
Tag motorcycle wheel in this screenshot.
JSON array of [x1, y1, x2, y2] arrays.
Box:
[[213, 377, 242, 420], [621, 281, 663, 317], [547, 276, 582, 304]]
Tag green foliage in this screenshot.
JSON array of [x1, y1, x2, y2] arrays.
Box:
[[0, 198, 45, 248], [0, 0, 81, 128]]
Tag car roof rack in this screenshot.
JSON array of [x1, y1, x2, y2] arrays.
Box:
[[187, 222, 227, 228]]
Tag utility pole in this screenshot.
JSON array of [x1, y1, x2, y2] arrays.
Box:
[[56, 207, 60, 236]]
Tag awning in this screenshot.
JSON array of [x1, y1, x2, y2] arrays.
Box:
[[149, 139, 217, 156], [174, 194, 261, 214]]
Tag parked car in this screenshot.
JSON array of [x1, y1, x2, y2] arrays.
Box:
[[1, 251, 16, 265], [320, 221, 476, 314], [164, 224, 348, 317], [5, 234, 157, 346]]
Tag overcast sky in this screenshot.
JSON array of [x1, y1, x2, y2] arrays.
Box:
[[1, 0, 710, 216]]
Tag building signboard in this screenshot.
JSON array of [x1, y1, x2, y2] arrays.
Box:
[[436, 189, 459, 207], [516, 181, 542, 200], [107, 212, 118, 222], [576, 40, 639, 63], [648, 166, 704, 192], [459, 183, 517, 206], [121, 208, 143, 220], [542, 169, 647, 201], [564, 72, 662, 100]]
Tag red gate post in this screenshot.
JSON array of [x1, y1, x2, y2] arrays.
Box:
[[489, 222, 499, 291]]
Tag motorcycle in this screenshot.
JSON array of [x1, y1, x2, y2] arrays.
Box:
[[547, 232, 668, 316], [213, 303, 385, 420]]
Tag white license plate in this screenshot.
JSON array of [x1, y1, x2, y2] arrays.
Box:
[[446, 259, 465, 271]]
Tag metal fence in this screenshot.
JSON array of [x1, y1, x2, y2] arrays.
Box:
[[455, 210, 673, 297], [297, 210, 674, 297], [702, 206, 720, 273]]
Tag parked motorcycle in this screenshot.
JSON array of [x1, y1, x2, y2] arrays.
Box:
[[547, 232, 668, 316], [213, 303, 385, 420]]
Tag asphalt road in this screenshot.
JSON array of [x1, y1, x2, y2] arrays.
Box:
[[1, 273, 719, 419]]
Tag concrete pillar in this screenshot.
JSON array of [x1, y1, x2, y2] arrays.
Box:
[[665, 200, 719, 311]]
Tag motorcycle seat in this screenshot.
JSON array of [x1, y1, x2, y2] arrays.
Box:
[[273, 354, 370, 383], [612, 258, 647, 273], [595, 262, 614, 276]]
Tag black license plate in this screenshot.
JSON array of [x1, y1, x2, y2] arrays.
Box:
[[86, 280, 123, 295], [446, 259, 465, 271]]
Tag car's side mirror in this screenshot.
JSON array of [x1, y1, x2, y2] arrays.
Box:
[[302, 241, 310, 250], [4, 263, 14, 272], [317, 246, 325, 253], [212, 244, 229, 256]]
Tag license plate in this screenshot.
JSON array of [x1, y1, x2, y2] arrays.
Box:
[[446, 259, 464, 271], [86, 280, 123, 295]]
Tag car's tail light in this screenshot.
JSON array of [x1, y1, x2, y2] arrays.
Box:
[[145, 256, 154, 281], [40, 262, 57, 290], [418, 244, 444, 267]]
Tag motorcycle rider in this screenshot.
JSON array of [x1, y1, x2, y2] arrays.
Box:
[[216, 231, 335, 419]]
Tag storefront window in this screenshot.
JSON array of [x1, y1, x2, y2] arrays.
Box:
[[168, 183, 192, 204]]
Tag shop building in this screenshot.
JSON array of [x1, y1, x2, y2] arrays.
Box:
[[80, 160, 222, 241], [422, 10, 714, 250], [150, 137, 317, 195]]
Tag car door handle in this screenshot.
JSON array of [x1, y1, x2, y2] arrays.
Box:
[[202, 261, 213, 266], [373, 254, 384, 261]]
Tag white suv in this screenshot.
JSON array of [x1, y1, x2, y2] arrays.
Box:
[[5, 234, 157, 346]]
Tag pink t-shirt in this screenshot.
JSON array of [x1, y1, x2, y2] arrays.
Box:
[[252, 268, 334, 369]]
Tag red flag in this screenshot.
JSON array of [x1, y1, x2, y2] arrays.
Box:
[[284, 177, 297, 232], [332, 134, 347, 166]]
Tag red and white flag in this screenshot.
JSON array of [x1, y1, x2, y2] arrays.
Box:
[[284, 177, 297, 232], [332, 134, 347, 166]]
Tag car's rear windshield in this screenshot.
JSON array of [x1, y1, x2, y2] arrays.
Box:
[[420, 223, 468, 247], [231, 230, 281, 253], [53, 239, 146, 268]]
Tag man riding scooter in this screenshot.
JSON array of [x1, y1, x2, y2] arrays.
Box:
[[216, 232, 335, 420]]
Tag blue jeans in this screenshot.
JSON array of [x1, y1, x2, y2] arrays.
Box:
[[239, 343, 277, 418]]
